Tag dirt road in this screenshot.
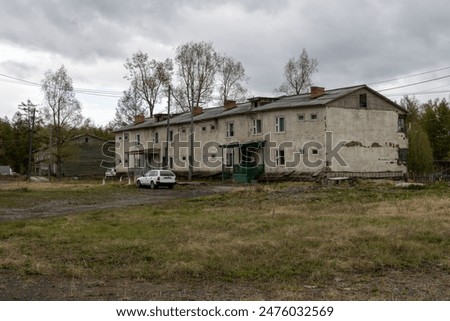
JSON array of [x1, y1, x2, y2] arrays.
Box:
[[0, 183, 232, 221]]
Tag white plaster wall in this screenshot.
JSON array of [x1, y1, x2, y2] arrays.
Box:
[[325, 107, 407, 173]]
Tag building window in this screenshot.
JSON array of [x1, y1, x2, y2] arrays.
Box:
[[226, 122, 234, 138], [310, 113, 318, 121], [359, 94, 367, 108], [398, 148, 408, 165], [201, 126, 207, 132], [398, 116, 406, 132], [124, 133, 129, 141], [210, 124, 216, 131], [181, 127, 186, 134], [276, 149, 285, 166], [85, 137, 89, 143], [275, 116, 285, 133], [298, 113, 305, 121], [253, 119, 262, 135], [153, 132, 159, 143], [136, 134, 140, 143], [169, 130, 173, 142], [311, 148, 319, 155]]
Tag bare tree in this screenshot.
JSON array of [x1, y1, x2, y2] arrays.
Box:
[[173, 41, 218, 111], [41, 65, 83, 178], [276, 48, 318, 95], [124, 51, 173, 117], [110, 87, 146, 128], [217, 54, 249, 104], [173, 41, 219, 180]]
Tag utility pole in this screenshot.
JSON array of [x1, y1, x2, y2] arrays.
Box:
[[48, 128, 52, 180], [165, 85, 171, 169], [189, 110, 194, 182], [19, 100, 37, 181]]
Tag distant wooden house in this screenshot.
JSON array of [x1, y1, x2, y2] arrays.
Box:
[[35, 134, 114, 177]]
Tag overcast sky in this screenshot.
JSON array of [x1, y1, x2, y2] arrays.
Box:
[[1, 0, 449, 125]]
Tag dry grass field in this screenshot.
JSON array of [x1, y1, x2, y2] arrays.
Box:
[[0, 180, 449, 300]]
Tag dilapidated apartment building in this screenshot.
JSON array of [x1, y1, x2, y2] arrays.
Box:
[[113, 85, 408, 181]]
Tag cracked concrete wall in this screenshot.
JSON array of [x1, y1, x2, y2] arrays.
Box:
[[325, 106, 407, 173]]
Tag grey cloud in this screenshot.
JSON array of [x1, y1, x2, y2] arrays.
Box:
[[0, 61, 38, 79], [1, 0, 450, 98]]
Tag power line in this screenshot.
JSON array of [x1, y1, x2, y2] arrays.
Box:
[[385, 90, 450, 98], [0, 73, 123, 98], [368, 66, 450, 86], [378, 74, 450, 92]]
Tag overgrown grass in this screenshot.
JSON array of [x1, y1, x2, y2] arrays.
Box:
[[0, 181, 449, 288]]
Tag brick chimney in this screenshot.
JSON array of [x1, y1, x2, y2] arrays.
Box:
[[192, 106, 203, 116], [310, 86, 325, 98], [134, 115, 145, 124], [224, 100, 237, 110]]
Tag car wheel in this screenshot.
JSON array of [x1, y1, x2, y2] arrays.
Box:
[[137, 180, 142, 188], [150, 181, 155, 189]]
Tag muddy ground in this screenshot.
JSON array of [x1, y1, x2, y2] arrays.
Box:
[[0, 182, 230, 222]]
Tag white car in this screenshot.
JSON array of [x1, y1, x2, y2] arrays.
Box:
[[136, 169, 176, 189]]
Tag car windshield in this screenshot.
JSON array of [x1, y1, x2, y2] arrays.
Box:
[[160, 170, 175, 176]]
